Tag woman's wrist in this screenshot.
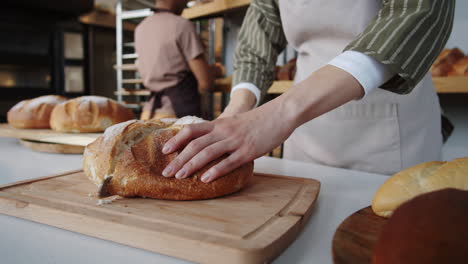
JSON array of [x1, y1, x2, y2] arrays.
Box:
[[221, 89, 257, 117]]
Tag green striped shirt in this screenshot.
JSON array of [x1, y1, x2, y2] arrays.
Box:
[[232, 0, 455, 100]]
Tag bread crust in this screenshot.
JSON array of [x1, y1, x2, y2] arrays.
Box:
[[372, 158, 468, 217], [83, 119, 253, 200], [7, 95, 67, 129], [50, 96, 135, 133]]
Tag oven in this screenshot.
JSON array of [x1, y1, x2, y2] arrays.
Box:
[[0, 0, 93, 121]]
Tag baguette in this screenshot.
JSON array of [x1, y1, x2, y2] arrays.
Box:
[[372, 158, 468, 217]]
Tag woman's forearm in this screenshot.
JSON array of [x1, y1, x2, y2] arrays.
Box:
[[276, 64, 364, 129]]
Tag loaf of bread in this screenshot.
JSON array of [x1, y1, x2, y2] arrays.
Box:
[[372, 158, 468, 217], [83, 116, 253, 200], [431, 48, 465, 77], [372, 188, 468, 264], [276, 58, 297, 81], [7, 95, 67, 129], [50, 96, 135, 133], [448, 57, 468, 76]]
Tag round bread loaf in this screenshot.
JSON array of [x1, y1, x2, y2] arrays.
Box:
[[372, 157, 468, 218], [83, 117, 253, 200], [7, 95, 67, 129], [372, 188, 468, 264], [50, 96, 135, 133]]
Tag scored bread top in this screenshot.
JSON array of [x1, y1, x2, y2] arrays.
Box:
[[7, 95, 67, 129], [50, 96, 136, 133]]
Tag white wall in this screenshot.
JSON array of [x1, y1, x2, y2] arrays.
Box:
[[446, 1, 468, 51]]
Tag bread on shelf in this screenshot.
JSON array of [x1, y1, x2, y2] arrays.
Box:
[[447, 57, 468, 76], [372, 157, 468, 218], [276, 58, 297, 81], [50, 96, 135, 133], [431, 48, 466, 77], [83, 116, 253, 200], [7, 95, 67, 129]]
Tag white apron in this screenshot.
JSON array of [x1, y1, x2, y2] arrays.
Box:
[[279, 0, 442, 175]]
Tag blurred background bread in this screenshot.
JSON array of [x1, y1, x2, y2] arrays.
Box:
[[372, 158, 468, 217], [372, 188, 468, 264], [50, 96, 135, 133], [431, 48, 467, 77], [7, 95, 67, 129], [83, 117, 253, 200]]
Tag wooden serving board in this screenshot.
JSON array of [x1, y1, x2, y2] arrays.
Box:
[[0, 123, 101, 146], [0, 170, 320, 264], [332, 207, 388, 264], [19, 139, 85, 154]]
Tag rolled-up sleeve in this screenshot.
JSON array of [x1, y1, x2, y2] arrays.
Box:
[[232, 0, 287, 101], [345, 0, 455, 94]]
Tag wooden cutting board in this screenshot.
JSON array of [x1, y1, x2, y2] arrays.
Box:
[[0, 123, 100, 146], [332, 206, 388, 264], [19, 139, 85, 154], [0, 170, 320, 264]]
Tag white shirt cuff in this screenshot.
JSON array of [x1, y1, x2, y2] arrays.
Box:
[[230, 82, 261, 107], [328, 50, 394, 96]]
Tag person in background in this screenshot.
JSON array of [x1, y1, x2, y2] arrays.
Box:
[[135, 0, 213, 120], [160, 0, 455, 183]]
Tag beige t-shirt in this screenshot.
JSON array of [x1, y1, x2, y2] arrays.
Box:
[[135, 12, 204, 92]]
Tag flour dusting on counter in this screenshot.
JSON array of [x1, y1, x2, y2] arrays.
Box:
[[96, 195, 121, 206]]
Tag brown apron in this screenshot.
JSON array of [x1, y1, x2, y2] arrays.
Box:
[[141, 71, 201, 120]]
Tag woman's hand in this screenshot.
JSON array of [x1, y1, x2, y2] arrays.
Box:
[[161, 98, 297, 183]]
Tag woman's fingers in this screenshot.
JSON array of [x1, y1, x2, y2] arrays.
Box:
[[176, 140, 236, 179], [162, 122, 213, 154], [162, 133, 217, 177], [200, 150, 246, 183]]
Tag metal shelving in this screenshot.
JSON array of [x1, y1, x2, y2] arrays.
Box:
[[114, 0, 233, 119], [115, 0, 153, 104]]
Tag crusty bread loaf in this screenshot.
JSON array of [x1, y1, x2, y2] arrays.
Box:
[[7, 95, 67, 129], [431, 48, 465, 77], [50, 96, 135, 133], [372, 188, 468, 264], [276, 58, 297, 81], [447, 57, 468, 76], [83, 117, 253, 200], [372, 158, 468, 217]]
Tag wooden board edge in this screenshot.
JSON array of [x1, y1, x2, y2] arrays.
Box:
[[0, 193, 300, 264], [0, 169, 83, 190], [19, 139, 85, 154], [254, 172, 321, 185], [331, 206, 388, 264]]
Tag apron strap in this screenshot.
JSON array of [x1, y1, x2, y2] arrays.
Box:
[[143, 72, 201, 119]]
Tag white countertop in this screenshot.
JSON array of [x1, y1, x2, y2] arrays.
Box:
[[0, 137, 388, 264]]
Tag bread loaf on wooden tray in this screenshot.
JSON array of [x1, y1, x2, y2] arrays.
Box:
[[7, 95, 67, 129], [372, 157, 468, 217], [83, 116, 254, 200], [50, 96, 135, 133], [431, 48, 466, 77]]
